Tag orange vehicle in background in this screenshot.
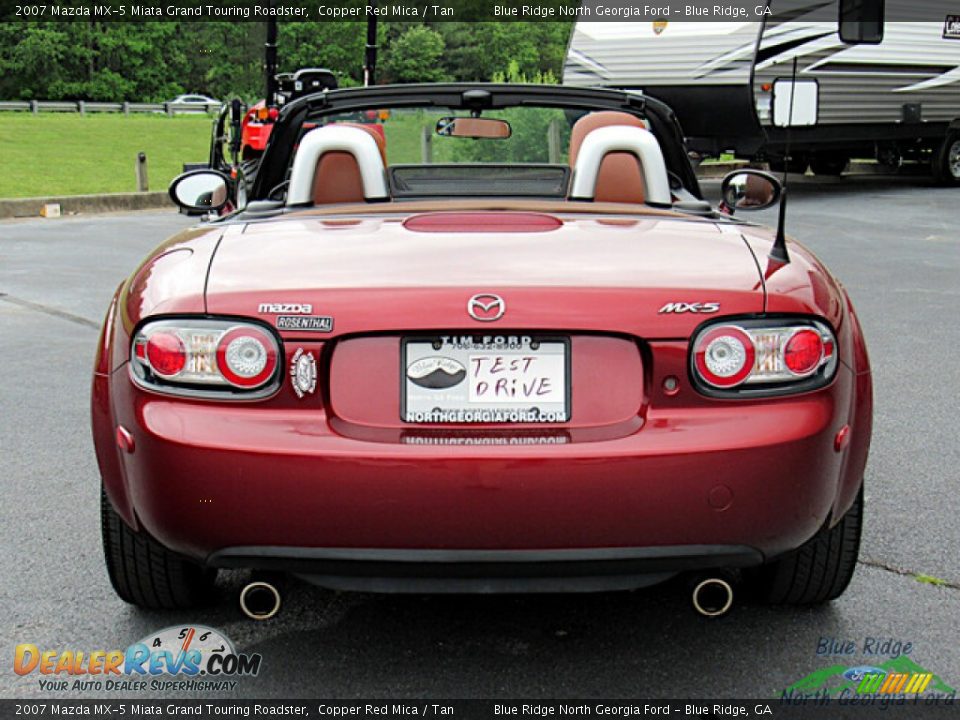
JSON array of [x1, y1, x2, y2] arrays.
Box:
[[240, 68, 340, 161], [207, 12, 375, 207]]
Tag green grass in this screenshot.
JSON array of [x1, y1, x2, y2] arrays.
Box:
[[2, 110, 721, 198], [702, 153, 737, 164], [0, 111, 447, 199], [382, 110, 460, 164], [382, 111, 425, 164], [915, 573, 949, 587], [0, 114, 211, 198]]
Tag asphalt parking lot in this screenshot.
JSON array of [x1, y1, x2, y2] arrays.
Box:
[[2, 174, 958, 700]]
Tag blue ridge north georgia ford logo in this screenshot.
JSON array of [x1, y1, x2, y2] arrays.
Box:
[[290, 348, 317, 398], [406, 357, 467, 389]]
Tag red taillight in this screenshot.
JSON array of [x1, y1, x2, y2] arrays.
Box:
[[131, 319, 281, 397], [690, 320, 838, 395], [145, 332, 186, 377], [784, 329, 823, 375], [215, 327, 277, 388], [694, 326, 755, 388]]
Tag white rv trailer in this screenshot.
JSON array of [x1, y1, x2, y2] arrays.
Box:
[[564, 4, 960, 182]]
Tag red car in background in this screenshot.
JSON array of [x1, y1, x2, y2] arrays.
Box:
[[93, 84, 871, 620]]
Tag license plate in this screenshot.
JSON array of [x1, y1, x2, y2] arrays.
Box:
[[402, 335, 570, 424]]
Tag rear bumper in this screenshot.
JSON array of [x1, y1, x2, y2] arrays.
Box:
[[210, 545, 762, 593], [98, 363, 859, 575]]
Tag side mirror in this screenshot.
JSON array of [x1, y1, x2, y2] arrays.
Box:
[[168, 170, 231, 213], [436, 116, 511, 139], [720, 170, 782, 213]]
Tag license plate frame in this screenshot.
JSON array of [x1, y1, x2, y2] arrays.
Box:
[[401, 334, 571, 424]]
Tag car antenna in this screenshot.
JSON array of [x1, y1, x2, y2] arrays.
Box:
[[770, 55, 798, 265], [364, 2, 378, 86]]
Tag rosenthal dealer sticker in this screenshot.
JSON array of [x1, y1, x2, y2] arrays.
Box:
[[276, 316, 333, 332]]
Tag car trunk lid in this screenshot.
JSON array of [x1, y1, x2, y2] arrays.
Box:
[[204, 213, 764, 337]]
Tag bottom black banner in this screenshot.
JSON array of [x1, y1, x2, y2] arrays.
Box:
[[2, 699, 958, 720]]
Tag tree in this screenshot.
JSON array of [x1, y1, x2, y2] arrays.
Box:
[[0, 20, 574, 101], [179, 23, 264, 99], [382, 26, 448, 83], [0, 24, 71, 100], [435, 22, 571, 82], [0, 22, 188, 101], [279, 22, 369, 88]]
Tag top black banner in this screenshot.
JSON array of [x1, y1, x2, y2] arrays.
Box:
[[0, 0, 955, 23]]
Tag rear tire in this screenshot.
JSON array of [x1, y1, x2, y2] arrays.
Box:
[[931, 130, 960, 186], [810, 155, 849, 176], [751, 486, 863, 605], [101, 488, 217, 609]]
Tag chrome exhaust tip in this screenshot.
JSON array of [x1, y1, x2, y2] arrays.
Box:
[[691, 577, 734, 618], [239, 581, 281, 621]]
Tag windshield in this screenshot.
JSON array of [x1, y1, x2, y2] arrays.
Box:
[[316, 106, 586, 198], [333, 106, 577, 164], [249, 85, 700, 206]]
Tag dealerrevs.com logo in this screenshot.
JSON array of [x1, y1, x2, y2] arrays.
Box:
[[14, 625, 262, 693]]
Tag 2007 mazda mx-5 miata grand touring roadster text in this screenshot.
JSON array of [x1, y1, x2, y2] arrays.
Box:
[[91, 84, 871, 619]]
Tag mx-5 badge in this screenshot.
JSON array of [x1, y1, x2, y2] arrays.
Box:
[[658, 301, 721, 314]]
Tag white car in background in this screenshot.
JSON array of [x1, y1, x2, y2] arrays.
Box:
[[167, 94, 220, 113]]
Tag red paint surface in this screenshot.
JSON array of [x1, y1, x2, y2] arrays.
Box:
[[111, 365, 848, 559], [92, 207, 872, 567]]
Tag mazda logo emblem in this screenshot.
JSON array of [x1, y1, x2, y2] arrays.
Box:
[[467, 293, 505, 322]]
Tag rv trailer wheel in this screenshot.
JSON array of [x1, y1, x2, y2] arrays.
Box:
[[932, 131, 960, 186], [810, 155, 849, 176], [768, 156, 809, 175]]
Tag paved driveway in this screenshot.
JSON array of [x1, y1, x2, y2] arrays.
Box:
[[2, 176, 957, 699]]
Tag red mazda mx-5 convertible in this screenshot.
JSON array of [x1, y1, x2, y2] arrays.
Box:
[[91, 84, 871, 618]]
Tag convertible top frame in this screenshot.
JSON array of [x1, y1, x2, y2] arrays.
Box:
[[249, 83, 702, 203]]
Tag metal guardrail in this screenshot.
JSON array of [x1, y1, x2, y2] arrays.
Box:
[[0, 100, 222, 115]]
